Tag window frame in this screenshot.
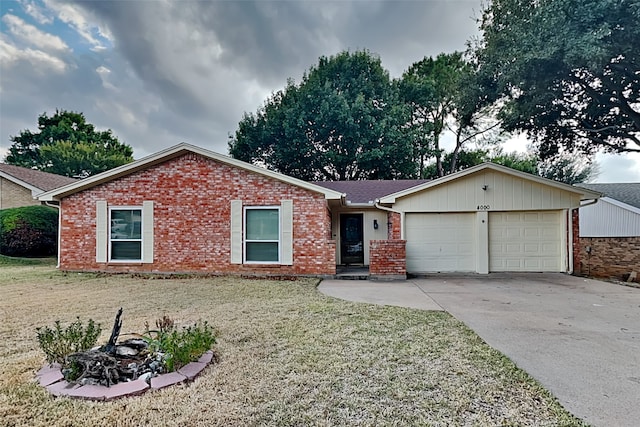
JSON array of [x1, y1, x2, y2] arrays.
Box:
[[243, 205, 281, 264], [108, 206, 144, 262]]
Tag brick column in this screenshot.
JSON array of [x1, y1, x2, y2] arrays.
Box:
[[387, 212, 402, 240], [369, 239, 406, 280], [572, 209, 581, 275]]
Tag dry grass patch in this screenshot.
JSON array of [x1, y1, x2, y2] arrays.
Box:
[[0, 265, 587, 426]]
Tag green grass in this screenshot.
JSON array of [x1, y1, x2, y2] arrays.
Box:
[[0, 254, 57, 266], [0, 265, 588, 426]]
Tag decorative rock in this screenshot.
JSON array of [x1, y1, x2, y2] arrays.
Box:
[[119, 338, 148, 350], [138, 372, 153, 383], [150, 372, 186, 390], [177, 362, 207, 380], [115, 346, 137, 356]]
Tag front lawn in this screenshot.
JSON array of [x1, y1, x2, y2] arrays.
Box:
[[0, 266, 586, 426], [0, 254, 56, 266]]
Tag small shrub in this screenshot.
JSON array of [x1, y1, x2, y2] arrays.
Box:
[[36, 318, 102, 364], [0, 205, 58, 257], [144, 317, 216, 372]]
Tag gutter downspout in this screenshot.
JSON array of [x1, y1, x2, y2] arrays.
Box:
[[44, 201, 61, 269], [569, 198, 599, 275], [373, 200, 405, 239]]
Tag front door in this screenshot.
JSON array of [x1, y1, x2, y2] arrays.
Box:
[[340, 213, 364, 264]]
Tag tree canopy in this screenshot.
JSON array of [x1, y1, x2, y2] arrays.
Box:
[[5, 110, 133, 178], [399, 52, 502, 178], [473, 0, 640, 157], [229, 51, 415, 181], [423, 147, 597, 184]]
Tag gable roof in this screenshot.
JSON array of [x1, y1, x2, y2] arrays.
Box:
[[315, 179, 429, 205], [575, 183, 640, 209], [378, 162, 602, 203], [0, 163, 78, 196], [37, 143, 345, 202]]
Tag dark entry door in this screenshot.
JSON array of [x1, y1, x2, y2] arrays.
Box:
[[340, 213, 364, 264]]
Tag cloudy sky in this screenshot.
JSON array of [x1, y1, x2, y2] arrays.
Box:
[[1, 0, 638, 182]]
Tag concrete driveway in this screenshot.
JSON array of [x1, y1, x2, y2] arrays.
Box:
[[318, 273, 640, 427]]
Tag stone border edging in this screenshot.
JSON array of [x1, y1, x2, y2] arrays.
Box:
[[35, 350, 215, 401]]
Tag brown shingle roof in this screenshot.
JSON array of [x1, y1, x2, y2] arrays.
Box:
[[315, 179, 429, 204], [0, 164, 78, 192]]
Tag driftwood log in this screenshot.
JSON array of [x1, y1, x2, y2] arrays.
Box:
[[63, 308, 153, 386], [66, 350, 123, 386], [103, 307, 123, 355]]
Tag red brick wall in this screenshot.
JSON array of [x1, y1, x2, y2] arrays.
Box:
[[59, 153, 336, 276], [572, 209, 580, 274], [577, 237, 640, 282], [369, 239, 406, 280], [387, 212, 402, 240]]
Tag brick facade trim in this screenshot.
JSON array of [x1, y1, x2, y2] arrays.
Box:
[[58, 153, 336, 277]]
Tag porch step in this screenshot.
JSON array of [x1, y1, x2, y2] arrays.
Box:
[[335, 266, 370, 280]]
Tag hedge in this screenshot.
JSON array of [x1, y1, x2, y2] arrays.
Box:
[[0, 205, 58, 257]]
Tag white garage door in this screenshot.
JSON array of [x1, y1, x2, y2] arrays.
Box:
[[489, 211, 562, 272], [405, 213, 475, 273]]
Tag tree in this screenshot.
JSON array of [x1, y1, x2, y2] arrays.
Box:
[[536, 152, 599, 184], [422, 146, 597, 184], [399, 53, 503, 178], [0, 205, 58, 257], [5, 110, 133, 178], [422, 149, 489, 179], [490, 150, 538, 175], [229, 51, 416, 181], [473, 0, 640, 157]]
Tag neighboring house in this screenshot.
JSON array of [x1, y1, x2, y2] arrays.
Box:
[[0, 164, 77, 209], [37, 143, 600, 278], [575, 183, 640, 282]]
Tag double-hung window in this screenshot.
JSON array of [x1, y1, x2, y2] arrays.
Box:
[[244, 207, 280, 263], [109, 208, 142, 261]]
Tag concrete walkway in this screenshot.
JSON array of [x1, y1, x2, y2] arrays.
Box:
[[319, 279, 443, 311], [318, 274, 640, 427]]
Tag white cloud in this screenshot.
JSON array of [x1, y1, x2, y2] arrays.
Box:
[[2, 14, 69, 51], [0, 36, 67, 73], [44, 0, 112, 50], [2, 0, 638, 184], [20, 0, 54, 25], [595, 152, 640, 183]]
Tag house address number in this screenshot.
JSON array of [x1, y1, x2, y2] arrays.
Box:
[[477, 205, 491, 210]]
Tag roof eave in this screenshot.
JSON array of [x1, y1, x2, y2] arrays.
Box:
[[345, 201, 376, 208], [379, 163, 603, 203], [0, 171, 44, 195], [596, 196, 640, 215]]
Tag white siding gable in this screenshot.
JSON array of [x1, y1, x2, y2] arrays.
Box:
[[392, 170, 582, 212], [580, 197, 640, 237]]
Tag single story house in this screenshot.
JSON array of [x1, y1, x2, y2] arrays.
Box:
[[575, 183, 640, 281], [37, 143, 600, 278], [0, 163, 77, 209]]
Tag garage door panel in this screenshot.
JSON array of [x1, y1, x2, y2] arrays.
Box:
[[489, 211, 562, 272], [406, 213, 475, 273], [524, 243, 541, 253]]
